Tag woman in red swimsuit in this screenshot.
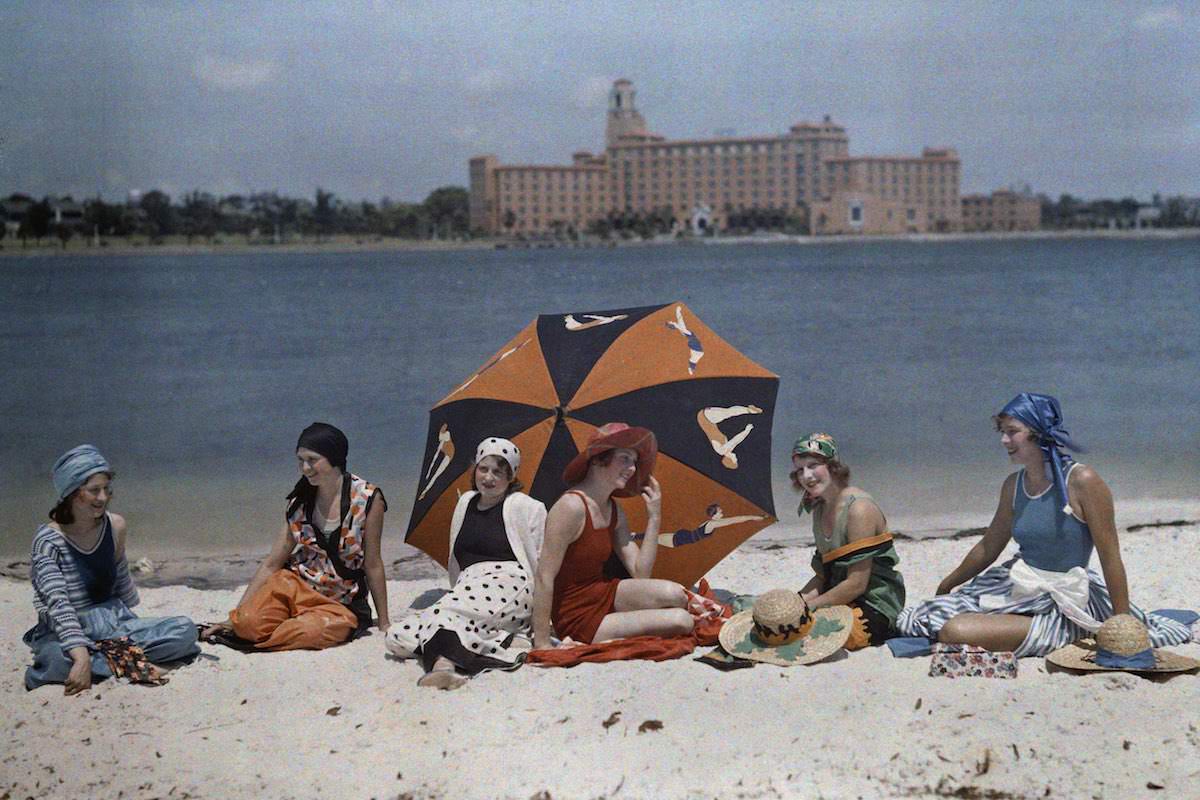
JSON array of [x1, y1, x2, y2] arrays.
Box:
[[531, 423, 693, 649]]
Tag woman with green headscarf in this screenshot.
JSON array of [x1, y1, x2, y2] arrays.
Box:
[[791, 433, 905, 650]]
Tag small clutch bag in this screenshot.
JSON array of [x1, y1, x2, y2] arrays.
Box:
[[928, 643, 1018, 679]]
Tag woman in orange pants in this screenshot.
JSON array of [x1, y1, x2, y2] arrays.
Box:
[[204, 422, 390, 650]]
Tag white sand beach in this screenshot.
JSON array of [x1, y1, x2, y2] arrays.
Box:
[[3, 511, 1198, 800]]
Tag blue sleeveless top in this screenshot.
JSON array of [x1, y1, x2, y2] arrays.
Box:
[[1011, 464, 1093, 572], [64, 515, 117, 602]]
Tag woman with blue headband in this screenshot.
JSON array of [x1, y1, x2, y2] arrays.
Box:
[[23, 445, 200, 693], [897, 393, 1192, 657]]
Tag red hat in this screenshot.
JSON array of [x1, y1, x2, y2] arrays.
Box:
[[562, 422, 657, 498]]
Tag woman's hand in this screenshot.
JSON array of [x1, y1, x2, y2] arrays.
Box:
[[936, 578, 957, 596], [641, 476, 662, 521], [200, 621, 233, 641], [531, 636, 581, 655], [64, 647, 91, 696]]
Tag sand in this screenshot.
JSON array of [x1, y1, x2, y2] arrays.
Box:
[[3, 512, 1198, 800]]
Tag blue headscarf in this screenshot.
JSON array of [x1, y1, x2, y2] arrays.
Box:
[[999, 393, 1084, 513], [52, 444, 112, 501]]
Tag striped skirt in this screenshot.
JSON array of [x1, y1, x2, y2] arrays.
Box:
[[897, 557, 1193, 657]]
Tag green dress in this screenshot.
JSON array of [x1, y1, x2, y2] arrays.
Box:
[[811, 491, 905, 642]]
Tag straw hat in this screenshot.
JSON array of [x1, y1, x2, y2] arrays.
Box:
[[562, 422, 657, 498], [1045, 614, 1200, 674], [718, 589, 853, 666]]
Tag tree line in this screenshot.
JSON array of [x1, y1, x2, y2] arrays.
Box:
[[1040, 193, 1200, 229], [1, 186, 471, 247]]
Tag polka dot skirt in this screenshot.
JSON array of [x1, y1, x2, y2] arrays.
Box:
[[385, 561, 532, 667]]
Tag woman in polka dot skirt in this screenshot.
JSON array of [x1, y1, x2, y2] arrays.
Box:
[[385, 437, 546, 689]]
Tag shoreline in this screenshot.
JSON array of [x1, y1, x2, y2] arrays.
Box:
[[4, 506, 1194, 592], [2, 226, 1197, 259]]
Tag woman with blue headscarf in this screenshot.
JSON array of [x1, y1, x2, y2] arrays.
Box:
[[23, 445, 200, 693], [897, 393, 1192, 657]]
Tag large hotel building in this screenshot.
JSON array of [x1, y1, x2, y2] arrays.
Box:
[[469, 80, 962, 236]]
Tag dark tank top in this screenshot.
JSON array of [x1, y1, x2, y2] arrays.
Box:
[[65, 515, 117, 602]]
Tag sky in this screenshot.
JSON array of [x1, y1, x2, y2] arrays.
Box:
[[1, 1, 1197, 204]]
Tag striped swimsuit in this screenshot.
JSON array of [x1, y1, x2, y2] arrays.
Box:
[[29, 516, 139, 652]]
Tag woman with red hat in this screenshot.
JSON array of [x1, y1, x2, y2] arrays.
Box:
[[531, 423, 693, 649]]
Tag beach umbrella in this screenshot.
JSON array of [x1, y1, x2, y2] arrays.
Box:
[[405, 302, 779, 587]]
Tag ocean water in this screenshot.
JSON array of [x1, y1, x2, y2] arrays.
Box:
[[2, 238, 1197, 557]]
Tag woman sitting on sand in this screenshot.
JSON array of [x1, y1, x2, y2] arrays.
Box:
[[203, 422, 390, 650], [531, 423, 693, 650], [791, 433, 905, 649], [897, 393, 1192, 656], [385, 437, 546, 689], [24, 445, 200, 693]]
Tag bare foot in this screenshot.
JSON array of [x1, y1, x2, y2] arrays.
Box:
[[417, 669, 467, 690]]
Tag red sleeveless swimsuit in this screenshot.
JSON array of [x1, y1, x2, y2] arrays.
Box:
[[551, 491, 621, 643]]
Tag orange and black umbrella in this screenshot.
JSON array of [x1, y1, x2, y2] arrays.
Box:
[[405, 302, 779, 586]]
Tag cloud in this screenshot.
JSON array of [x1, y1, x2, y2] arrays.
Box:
[[463, 68, 509, 94], [450, 125, 481, 144], [1134, 7, 1184, 30], [571, 75, 614, 110], [193, 53, 279, 91]]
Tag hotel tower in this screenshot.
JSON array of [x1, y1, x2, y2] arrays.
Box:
[[469, 80, 960, 236]]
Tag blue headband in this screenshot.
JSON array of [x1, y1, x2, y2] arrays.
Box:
[[999, 392, 1084, 513], [52, 444, 111, 502]]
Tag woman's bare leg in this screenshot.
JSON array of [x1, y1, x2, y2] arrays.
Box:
[[592, 608, 694, 642], [591, 579, 693, 641], [937, 612, 1031, 652], [613, 578, 688, 611]]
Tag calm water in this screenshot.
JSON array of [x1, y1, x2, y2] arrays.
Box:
[[2, 238, 1198, 557]]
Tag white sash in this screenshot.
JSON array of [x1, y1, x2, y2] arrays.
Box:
[[979, 558, 1102, 632]]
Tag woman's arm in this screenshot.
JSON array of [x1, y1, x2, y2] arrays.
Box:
[[936, 473, 1017, 595], [30, 533, 93, 693], [235, 522, 293, 608], [531, 495, 585, 649], [1073, 466, 1129, 614], [808, 498, 884, 609], [798, 573, 823, 603], [360, 495, 390, 631], [108, 513, 140, 609], [612, 477, 662, 579]]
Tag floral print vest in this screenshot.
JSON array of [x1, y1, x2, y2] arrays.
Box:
[[287, 474, 379, 605]]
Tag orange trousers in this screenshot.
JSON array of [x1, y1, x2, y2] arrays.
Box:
[[229, 569, 357, 651]]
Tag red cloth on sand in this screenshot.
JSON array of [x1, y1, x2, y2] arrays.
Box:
[[550, 491, 621, 643], [528, 580, 731, 667]]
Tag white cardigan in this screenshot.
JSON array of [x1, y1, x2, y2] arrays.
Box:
[[447, 491, 546, 587]]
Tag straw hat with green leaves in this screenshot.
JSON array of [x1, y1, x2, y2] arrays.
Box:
[[718, 589, 852, 666]]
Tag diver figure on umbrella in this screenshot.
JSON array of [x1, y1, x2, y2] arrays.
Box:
[[531, 423, 694, 649]]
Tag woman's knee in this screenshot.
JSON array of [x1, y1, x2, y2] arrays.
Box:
[[664, 607, 694, 635], [650, 580, 688, 608], [164, 616, 201, 656], [937, 614, 972, 644]]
